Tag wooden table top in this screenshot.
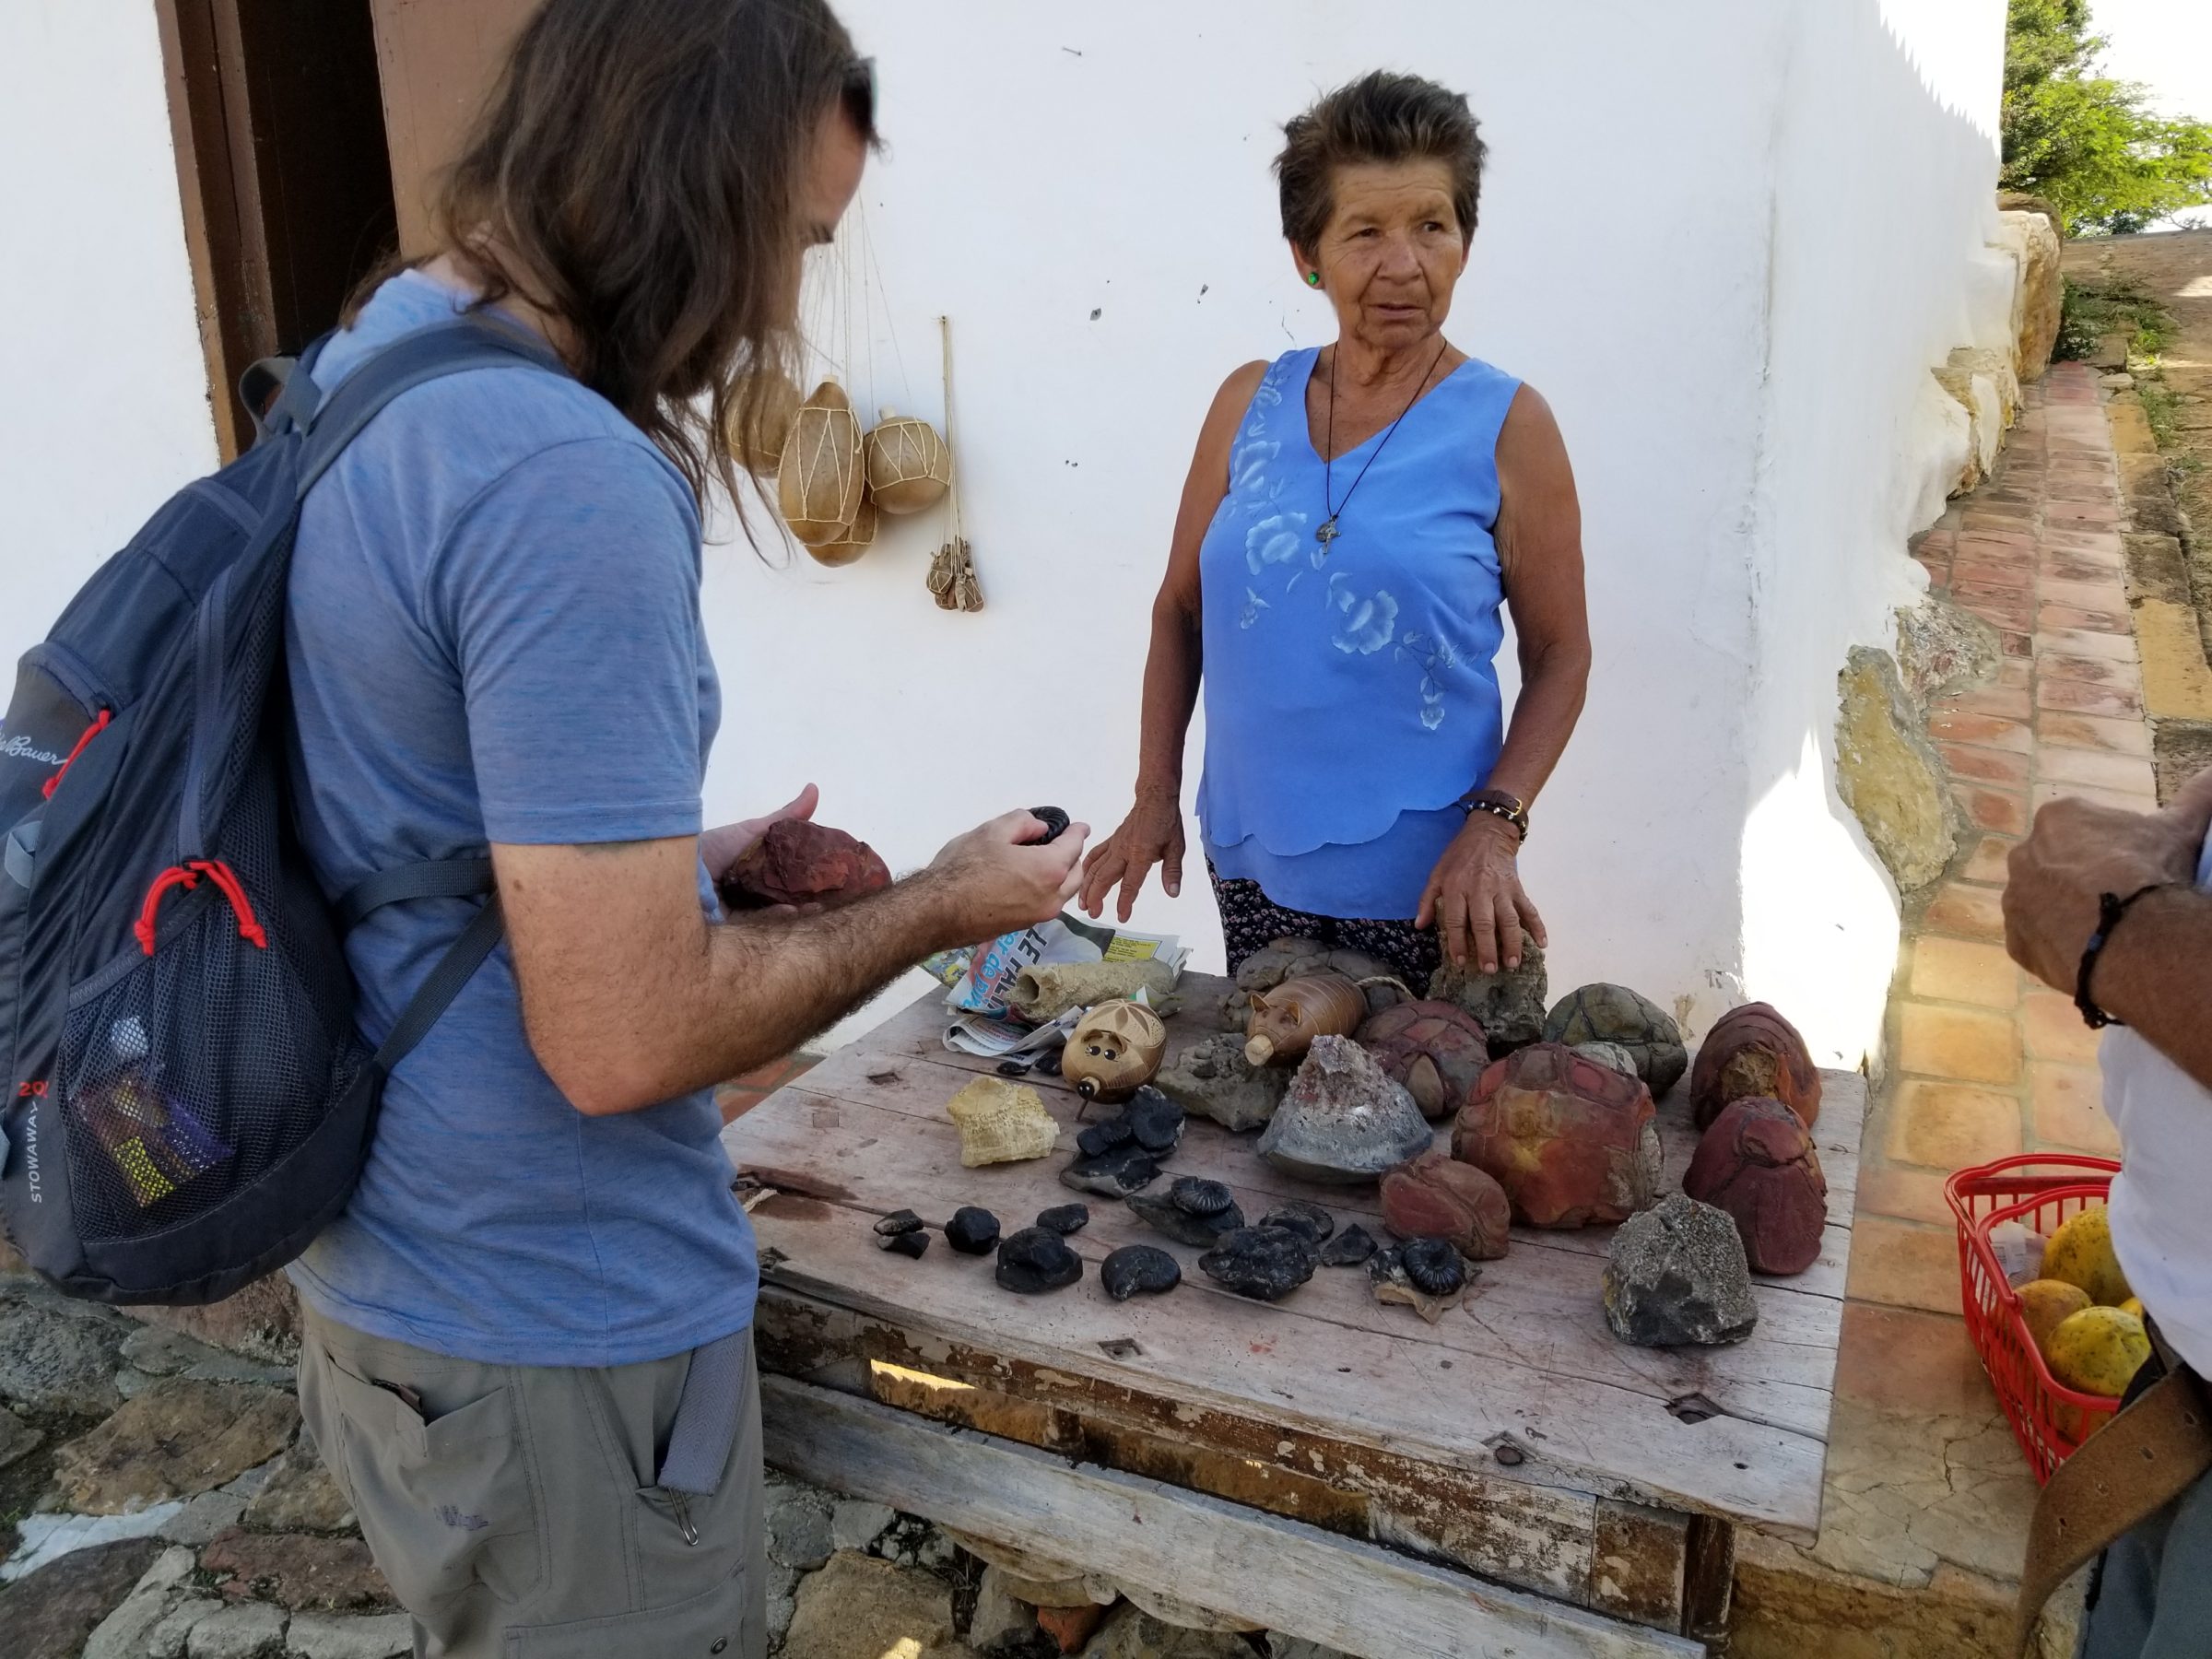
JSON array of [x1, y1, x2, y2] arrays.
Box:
[[721, 976, 1862, 1541]]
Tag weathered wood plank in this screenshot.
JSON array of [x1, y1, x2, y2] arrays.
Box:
[[761, 1376, 1703, 1659], [1589, 1500, 1690, 1631]]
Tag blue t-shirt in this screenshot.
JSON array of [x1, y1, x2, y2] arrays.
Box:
[[281, 270, 756, 1367]]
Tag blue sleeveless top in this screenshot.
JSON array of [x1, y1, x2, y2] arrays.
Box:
[[1196, 346, 1521, 919]]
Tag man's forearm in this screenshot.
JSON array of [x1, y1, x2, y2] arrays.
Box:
[[2088, 886, 2212, 1089]]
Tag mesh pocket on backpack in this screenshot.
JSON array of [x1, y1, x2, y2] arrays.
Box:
[[54, 866, 368, 1245]]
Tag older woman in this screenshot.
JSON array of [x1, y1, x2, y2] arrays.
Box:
[[1081, 71, 1591, 985]]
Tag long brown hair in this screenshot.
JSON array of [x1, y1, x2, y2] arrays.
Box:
[[399, 0, 876, 516]]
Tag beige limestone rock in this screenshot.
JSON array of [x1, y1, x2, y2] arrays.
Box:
[[782, 1550, 971, 1659], [1836, 647, 1960, 894], [1999, 208, 2064, 382], [53, 1380, 299, 1515]]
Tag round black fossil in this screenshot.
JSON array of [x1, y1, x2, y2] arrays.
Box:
[[1036, 1203, 1090, 1236], [1318, 1223, 1378, 1267], [1032, 1048, 1063, 1077], [1100, 1244, 1182, 1301], [1399, 1237, 1465, 1297], [873, 1210, 925, 1237], [995, 1226, 1083, 1294], [1059, 1144, 1161, 1199], [1258, 1201, 1335, 1243], [1030, 806, 1071, 844], [1198, 1226, 1317, 1301], [945, 1206, 1001, 1255], [995, 1058, 1031, 1077], [1121, 1088, 1186, 1154], [1077, 1117, 1134, 1158], [1126, 1181, 1245, 1247], [1171, 1177, 1234, 1216], [876, 1230, 929, 1259]]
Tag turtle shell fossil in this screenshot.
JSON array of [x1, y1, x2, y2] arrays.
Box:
[[1690, 1002, 1822, 1129], [1378, 1147, 1511, 1261], [1682, 1096, 1828, 1275], [1100, 1244, 1182, 1301], [1198, 1226, 1316, 1301], [995, 1226, 1083, 1294], [716, 818, 890, 912], [1356, 1001, 1490, 1119], [1454, 1042, 1661, 1228], [1541, 984, 1688, 1097], [946, 1076, 1061, 1168]]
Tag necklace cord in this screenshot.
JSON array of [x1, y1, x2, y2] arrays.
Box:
[[1322, 339, 1453, 533]]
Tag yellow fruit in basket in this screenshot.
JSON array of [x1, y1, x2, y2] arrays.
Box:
[[2043, 1207, 2134, 1307], [2121, 1296, 2145, 1320], [2046, 1306, 2151, 1397], [2018, 1278, 2093, 1358]]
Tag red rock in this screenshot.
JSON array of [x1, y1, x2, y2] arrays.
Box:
[[1380, 1148, 1511, 1260], [1356, 1001, 1489, 1119], [200, 1530, 394, 1611], [1690, 1003, 1821, 1129], [716, 819, 890, 911], [1037, 1602, 1107, 1651], [1453, 1043, 1660, 1229], [1682, 1097, 1828, 1276]]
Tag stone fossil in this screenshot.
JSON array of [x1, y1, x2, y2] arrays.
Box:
[[1152, 1031, 1288, 1133], [1541, 983, 1688, 1098], [1690, 1002, 1822, 1129], [946, 1076, 1061, 1168], [1256, 1036, 1433, 1185], [1682, 1096, 1828, 1276], [944, 1207, 1001, 1255], [1603, 1193, 1758, 1347], [1378, 1147, 1511, 1261], [1318, 1223, 1378, 1267], [1455, 1042, 1660, 1228], [1100, 1244, 1182, 1301], [716, 818, 890, 912], [1127, 1177, 1245, 1247], [1356, 1000, 1490, 1119], [1058, 1144, 1161, 1199], [1036, 1204, 1090, 1236], [1257, 1201, 1335, 1243], [1198, 1226, 1317, 1301], [995, 1226, 1084, 1295]]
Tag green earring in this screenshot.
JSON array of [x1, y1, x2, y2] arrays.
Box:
[[1306, 271, 1321, 287]]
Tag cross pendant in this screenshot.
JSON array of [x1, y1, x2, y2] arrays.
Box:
[[1315, 517, 1340, 552]]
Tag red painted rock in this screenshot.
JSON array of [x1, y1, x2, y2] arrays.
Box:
[[1357, 1001, 1489, 1120], [1690, 1002, 1821, 1129], [1682, 1097, 1828, 1275], [1379, 1148, 1511, 1260], [716, 819, 891, 912], [1453, 1043, 1660, 1229]]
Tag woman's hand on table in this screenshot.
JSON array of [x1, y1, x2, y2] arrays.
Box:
[[1417, 813, 1544, 974], [1077, 788, 1186, 924]]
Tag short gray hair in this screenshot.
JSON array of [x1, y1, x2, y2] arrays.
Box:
[[1275, 71, 1487, 257]]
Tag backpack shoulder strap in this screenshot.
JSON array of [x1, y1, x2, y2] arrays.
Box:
[[292, 317, 569, 499], [335, 857, 507, 1074]]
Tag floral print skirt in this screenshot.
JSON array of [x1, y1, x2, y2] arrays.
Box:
[[1207, 865, 1442, 989]]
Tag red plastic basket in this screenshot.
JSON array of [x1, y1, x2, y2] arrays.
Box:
[[1947, 1153, 2124, 1483]]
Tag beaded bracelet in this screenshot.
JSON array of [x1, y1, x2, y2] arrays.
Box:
[[2075, 883, 2168, 1029]]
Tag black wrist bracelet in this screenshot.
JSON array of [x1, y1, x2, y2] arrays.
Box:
[[2075, 883, 2168, 1029]]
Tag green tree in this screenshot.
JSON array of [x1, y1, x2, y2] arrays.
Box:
[[2002, 0, 2212, 234]]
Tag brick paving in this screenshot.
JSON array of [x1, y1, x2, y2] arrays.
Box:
[[716, 1052, 819, 1123]]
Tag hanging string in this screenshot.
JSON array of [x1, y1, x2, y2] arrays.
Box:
[[860, 194, 916, 418], [939, 313, 961, 541]]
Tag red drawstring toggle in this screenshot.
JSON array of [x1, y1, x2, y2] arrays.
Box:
[[42, 708, 111, 800], [134, 860, 267, 956]]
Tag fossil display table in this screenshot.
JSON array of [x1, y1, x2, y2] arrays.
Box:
[[720, 975, 1863, 1657]]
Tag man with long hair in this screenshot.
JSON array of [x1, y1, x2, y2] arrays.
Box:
[[280, 5, 1082, 1653]]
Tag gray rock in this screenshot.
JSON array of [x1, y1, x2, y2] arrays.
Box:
[[1078, 1603, 1252, 1657], [142, 1596, 226, 1659], [764, 1481, 834, 1571], [830, 1499, 897, 1553], [765, 1560, 802, 1648], [241, 1441, 352, 1534], [0, 1404, 42, 1471], [1152, 1032, 1289, 1132], [1542, 983, 1688, 1097], [1603, 1194, 1759, 1347], [1893, 595, 2000, 712], [1570, 1041, 1640, 1077], [1256, 1037, 1433, 1185], [0, 1297, 129, 1416], [222, 1455, 285, 1500], [2, 1538, 171, 1659], [76, 1544, 198, 1659], [1427, 935, 1547, 1052], [121, 1326, 293, 1392], [184, 1599, 287, 1658], [282, 1611, 412, 1659], [159, 1490, 249, 1547], [1267, 1635, 1355, 1659], [1221, 939, 1399, 1024], [970, 1565, 1038, 1654]]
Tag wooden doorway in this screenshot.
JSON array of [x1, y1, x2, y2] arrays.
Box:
[[157, 0, 399, 459]]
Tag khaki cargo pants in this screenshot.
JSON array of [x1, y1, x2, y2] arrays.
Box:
[[299, 1305, 766, 1659]]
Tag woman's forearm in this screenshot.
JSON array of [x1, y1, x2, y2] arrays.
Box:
[[1484, 637, 1590, 806], [1134, 596, 1203, 797]]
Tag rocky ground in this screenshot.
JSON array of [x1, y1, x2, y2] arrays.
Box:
[[0, 1266, 1348, 1658]]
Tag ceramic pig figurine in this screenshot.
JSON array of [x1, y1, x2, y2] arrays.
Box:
[[1244, 973, 1369, 1067], [1060, 1000, 1169, 1103]]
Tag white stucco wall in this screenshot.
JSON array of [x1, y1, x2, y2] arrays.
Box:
[[0, 1, 2006, 1067], [0, 4, 218, 667]]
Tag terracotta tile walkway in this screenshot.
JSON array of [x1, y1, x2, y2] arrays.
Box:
[[717, 1052, 818, 1123]]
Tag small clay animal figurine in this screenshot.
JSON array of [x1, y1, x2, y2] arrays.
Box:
[[1199, 1226, 1317, 1301], [1100, 1244, 1181, 1301], [995, 1227, 1083, 1294], [1244, 973, 1370, 1066], [1454, 1042, 1660, 1228], [717, 819, 890, 912], [945, 1207, 1001, 1254], [946, 1076, 1060, 1168], [778, 379, 864, 541], [1060, 1000, 1168, 1104], [1690, 1002, 1822, 1129], [1357, 1001, 1490, 1119], [1683, 1096, 1828, 1275], [1379, 1148, 1512, 1261], [1128, 1177, 1245, 1247], [1541, 984, 1688, 1097]]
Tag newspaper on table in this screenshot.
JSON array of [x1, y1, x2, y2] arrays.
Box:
[[924, 912, 1187, 1058]]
